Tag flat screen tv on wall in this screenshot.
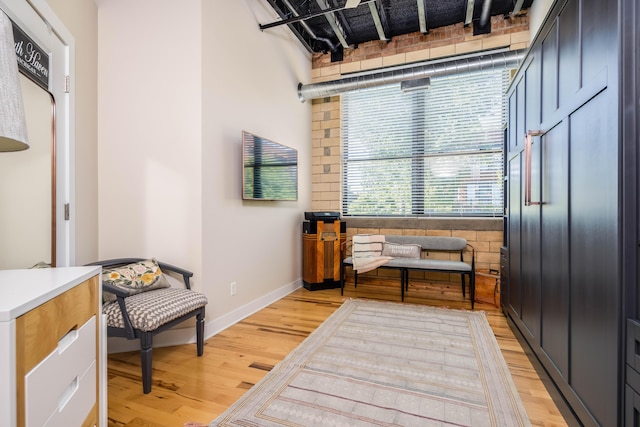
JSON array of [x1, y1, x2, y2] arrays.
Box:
[[242, 131, 298, 201]]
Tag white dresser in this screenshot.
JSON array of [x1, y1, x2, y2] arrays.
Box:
[[0, 266, 103, 427]]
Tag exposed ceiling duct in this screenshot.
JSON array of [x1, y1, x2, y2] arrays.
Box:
[[297, 49, 525, 102]]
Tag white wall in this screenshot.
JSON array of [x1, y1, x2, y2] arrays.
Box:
[[97, 0, 203, 278], [200, 0, 312, 332], [98, 0, 312, 347]]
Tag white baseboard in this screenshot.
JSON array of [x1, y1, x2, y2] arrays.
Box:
[[106, 278, 303, 354]]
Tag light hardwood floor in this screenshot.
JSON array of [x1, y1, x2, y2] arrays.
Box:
[[106, 277, 575, 427]]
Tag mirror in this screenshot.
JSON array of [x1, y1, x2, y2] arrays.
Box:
[[0, 74, 54, 269]]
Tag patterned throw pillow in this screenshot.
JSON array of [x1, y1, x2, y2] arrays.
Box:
[[102, 259, 170, 303], [381, 242, 422, 259]]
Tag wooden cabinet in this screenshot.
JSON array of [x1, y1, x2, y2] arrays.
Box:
[[504, 0, 637, 425], [302, 219, 346, 290], [0, 267, 103, 427]]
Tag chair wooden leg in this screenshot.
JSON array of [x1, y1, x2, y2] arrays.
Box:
[[196, 309, 205, 357], [140, 332, 153, 394]]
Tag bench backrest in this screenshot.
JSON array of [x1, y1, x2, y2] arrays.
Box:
[[385, 235, 467, 252]]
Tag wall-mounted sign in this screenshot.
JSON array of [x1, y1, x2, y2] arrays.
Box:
[[11, 19, 49, 91]]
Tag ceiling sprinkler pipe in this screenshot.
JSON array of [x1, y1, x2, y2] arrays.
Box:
[[297, 49, 525, 102]]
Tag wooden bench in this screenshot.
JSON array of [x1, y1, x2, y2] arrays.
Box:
[[341, 235, 476, 308]]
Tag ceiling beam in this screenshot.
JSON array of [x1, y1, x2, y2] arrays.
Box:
[[464, 0, 475, 26], [417, 0, 428, 34], [282, 0, 318, 38], [316, 0, 350, 48], [262, 0, 315, 52], [512, 0, 525, 15], [259, 0, 374, 31], [368, 1, 388, 40]]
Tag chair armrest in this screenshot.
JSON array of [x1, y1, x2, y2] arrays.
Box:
[[101, 282, 137, 339], [466, 244, 475, 270], [155, 261, 194, 290], [342, 240, 353, 258]]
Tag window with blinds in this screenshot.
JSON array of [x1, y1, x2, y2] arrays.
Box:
[[342, 67, 509, 217]]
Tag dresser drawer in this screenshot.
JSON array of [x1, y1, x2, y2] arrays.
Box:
[[43, 360, 96, 427], [16, 277, 98, 374], [25, 316, 96, 427], [15, 275, 100, 427]]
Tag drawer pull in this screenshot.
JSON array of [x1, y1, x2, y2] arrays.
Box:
[[58, 377, 79, 411], [58, 327, 79, 354]]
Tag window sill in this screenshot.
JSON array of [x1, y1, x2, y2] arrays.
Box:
[[340, 217, 502, 231]]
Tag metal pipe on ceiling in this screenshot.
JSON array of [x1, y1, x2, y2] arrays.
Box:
[[316, 0, 350, 48], [479, 0, 493, 28], [297, 49, 525, 102], [281, 0, 338, 51]]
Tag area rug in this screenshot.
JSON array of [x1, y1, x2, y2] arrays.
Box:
[[210, 299, 530, 426]]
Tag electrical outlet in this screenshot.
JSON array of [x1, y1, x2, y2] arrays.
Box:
[[230, 281, 237, 296]]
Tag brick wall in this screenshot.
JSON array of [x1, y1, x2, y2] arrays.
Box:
[[311, 15, 530, 82], [311, 96, 341, 212], [310, 14, 530, 272]]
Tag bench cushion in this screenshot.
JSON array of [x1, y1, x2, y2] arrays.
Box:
[[386, 258, 471, 272], [103, 288, 208, 332], [343, 257, 471, 273]]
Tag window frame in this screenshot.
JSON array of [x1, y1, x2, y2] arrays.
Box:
[[341, 66, 509, 218]]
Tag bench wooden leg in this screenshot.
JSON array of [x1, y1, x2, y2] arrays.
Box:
[[461, 274, 466, 298], [470, 271, 475, 309]]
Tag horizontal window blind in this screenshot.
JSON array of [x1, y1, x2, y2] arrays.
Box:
[[342, 67, 508, 217]]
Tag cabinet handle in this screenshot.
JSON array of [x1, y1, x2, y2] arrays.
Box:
[[524, 130, 544, 206], [58, 326, 79, 354], [58, 376, 79, 411]]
